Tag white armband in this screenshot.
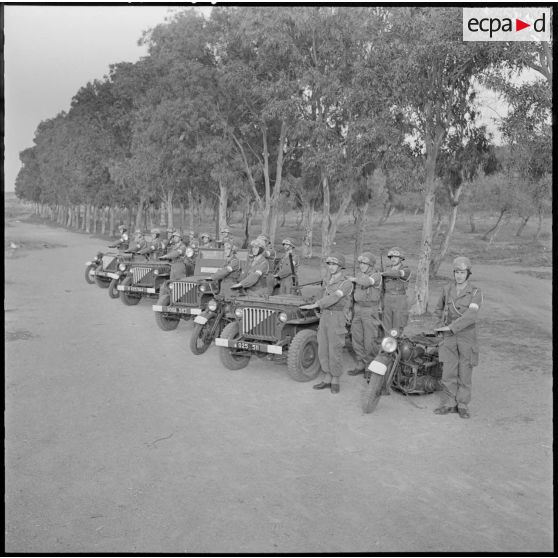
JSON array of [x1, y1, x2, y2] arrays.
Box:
[[469, 303, 479, 310], [226, 266, 233, 272], [399, 269, 405, 277], [255, 270, 263, 276], [335, 289, 344, 297]]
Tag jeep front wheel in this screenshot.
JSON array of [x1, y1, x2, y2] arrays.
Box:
[[84, 264, 97, 284], [120, 275, 141, 306], [218, 321, 250, 370], [108, 278, 120, 298], [287, 329, 321, 382]]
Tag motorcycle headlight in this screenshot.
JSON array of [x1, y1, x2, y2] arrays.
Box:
[[207, 299, 218, 312], [118, 263, 126, 271], [381, 336, 398, 353], [199, 284, 207, 292], [234, 308, 243, 318], [185, 247, 194, 257], [278, 312, 288, 323], [390, 329, 399, 338]]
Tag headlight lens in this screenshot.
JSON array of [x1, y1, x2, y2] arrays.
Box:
[[234, 308, 243, 318], [186, 247, 194, 257], [118, 263, 126, 271], [154, 269, 159, 275], [199, 284, 207, 292], [278, 312, 288, 323], [390, 329, 399, 338], [381, 336, 398, 353], [169, 283, 174, 290], [207, 299, 218, 311]]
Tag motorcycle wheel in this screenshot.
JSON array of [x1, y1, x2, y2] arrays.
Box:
[[119, 275, 141, 306], [108, 278, 120, 299], [287, 329, 321, 382], [361, 373, 385, 414], [84, 264, 97, 284], [189, 318, 216, 355], [218, 321, 250, 370]]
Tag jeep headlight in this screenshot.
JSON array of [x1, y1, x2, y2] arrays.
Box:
[[390, 329, 399, 338], [199, 283, 207, 292], [234, 308, 243, 319], [185, 247, 194, 257], [154, 269, 159, 275], [278, 312, 288, 323], [118, 263, 126, 271], [169, 283, 174, 290], [381, 336, 398, 353], [207, 299, 218, 312]]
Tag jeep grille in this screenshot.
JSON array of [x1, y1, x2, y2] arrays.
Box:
[[132, 266, 154, 285], [241, 307, 277, 338], [102, 255, 117, 271], [171, 281, 198, 305]]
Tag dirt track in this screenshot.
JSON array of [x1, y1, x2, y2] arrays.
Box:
[[5, 220, 553, 553]]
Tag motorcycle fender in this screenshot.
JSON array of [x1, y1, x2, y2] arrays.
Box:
[[195, 310, 217, 325], [368, 360, 388, 376]]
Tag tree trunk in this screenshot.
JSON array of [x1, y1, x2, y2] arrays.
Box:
[[166, 190, 174, 229], [218, 180, 228, 236], [241, 198, 255, 249], [134, 197, 145, 232], [180, 202, 186, 232], [431, 203, 459, 277], [187, 191, 195, 232], [515, 215, 530, 237], [353, 202, 369, 273], [433, 210, 444, 238], [482, 208, 507, 241], [85, 204, 91, 233], [92, 206, 98, 234], [485, 211, 510, 245], [534, 210, 544, 240], [301, 202, 315, 259], [321, 174, 332, 259], [109, 206, 116, 237]]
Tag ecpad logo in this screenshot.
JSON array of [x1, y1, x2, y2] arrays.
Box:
[[463, 8, 551, 42]]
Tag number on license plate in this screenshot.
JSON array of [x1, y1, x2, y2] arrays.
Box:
[[235, 341, 257, 351], [129, 286, 145, 293]]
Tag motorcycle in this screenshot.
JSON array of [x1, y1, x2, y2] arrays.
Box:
[[361, 329, 443, 414]]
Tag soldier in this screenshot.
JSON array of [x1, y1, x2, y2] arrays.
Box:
[[138, 228, 165, 259], [200, 232, 215, 248], [345, 251, 383, 376], [300, 253, 354, 394], [269, 238, 300, 294], [109, 225, 129, 251], [433, 256, 483, 419], [159, 231, 189, 280], [126, 229, 148, 254], [230, 238, 270, 295], [257, 234, 277, 260], [211, 242, 242, 297], [220, 227, 235, 245], [381, 247, 411, 334]]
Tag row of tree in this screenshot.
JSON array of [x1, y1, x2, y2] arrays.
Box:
[[15, 7, 552, 313]]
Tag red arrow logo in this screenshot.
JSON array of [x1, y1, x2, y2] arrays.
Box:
[[516, 18, 531, 31]]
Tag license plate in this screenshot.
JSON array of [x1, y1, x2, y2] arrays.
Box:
[[128, 286, 145, 293], [368, 360, 387, 376], [106, 272, 120, 280], [194, 315, 208, 325], [233, 341, 259, 351]]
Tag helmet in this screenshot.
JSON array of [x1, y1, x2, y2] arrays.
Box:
[[257, 234, 271, 244], [453, 256, 472, 271], [171, 231, 182, 240], [151, 228, 161, 236], [357, 251, 376, 266], [134, 228, 143, 235], [251, 238, 267, 250], [387, 247, 404, 260], [224, 241, 237, 253], [200, 232, 211, 240], [220, 228, 231, 234], [325, 253, 346, 269], [118, 225, 127, 231], [282, 238, 296, 248]]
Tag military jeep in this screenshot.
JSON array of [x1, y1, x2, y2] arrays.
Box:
[[152, 248, 249, 331], [215, 294, 321, 382], [117, 260, 172, 306], [90, 251, 147, 298]]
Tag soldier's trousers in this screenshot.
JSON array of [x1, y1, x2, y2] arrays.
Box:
[[383, 293, 409, 333], [351, 304, 381, 370], [438, 332, 479, 409], [317, 309, 347, 378]]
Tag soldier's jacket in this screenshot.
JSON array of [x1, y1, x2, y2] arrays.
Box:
[[316, 273, 354, 311], [353, 269, 382, 304], [139, 237, 165, 257], [383, 263, 411, 295], [239, 253, 270, 291], [128, 237, 147, 253], [164, 241, 188, 261], [200, 240, 215, 249], [275, 252, 300, 280], [114, 232, 129, 249], [264, 247, 277, 263], [212, 254, 241, 282], [433, 282, 483, 335]]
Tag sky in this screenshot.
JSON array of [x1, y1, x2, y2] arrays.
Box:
[[3, 5, 509, 194], [3, 5, 188, 192]]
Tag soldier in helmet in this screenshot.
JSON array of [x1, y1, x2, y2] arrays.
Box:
[[220, 227, 235, 245], [199, 232, 214, 249], [346, 251, 383, 376], [433, 256, 483, 419], [381, 247, 411, 334], [211, 242, 242, 297], [257, 234, 277, 261], [109, 225, 130, 251], [126, 229, 148, 254], [268, 238, 300, 294], [300, 253, 354, 394], [159, 231, 189, 280], [230, 238, 270, 295], [138, 228, 165, 259]]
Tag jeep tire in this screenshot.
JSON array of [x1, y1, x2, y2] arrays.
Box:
[[218, 321, 250, 370], [120, 275, 141, 306], [94, 275, 110, 289], [287, 329, 321, 382], [108, 278, 120, 299], [85, 264, 97, 284]]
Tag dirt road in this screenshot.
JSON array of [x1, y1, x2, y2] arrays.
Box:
[[5, 220, 553, 553]]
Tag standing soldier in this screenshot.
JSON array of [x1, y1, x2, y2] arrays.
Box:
[[127, 229, 148, 254], [230, 238, 270, 295], [220, 228, 235, 245], [269, 238, 300, 294], [200, 232, 215, 248], [109, 225, 130, 251], [300, 253, 354, 394], [433, 256, 483, 419], [381, 247, 411, 334], [345, 251, 383, 376], [211, 242, 242, 297], [159, 231, 189, 280]]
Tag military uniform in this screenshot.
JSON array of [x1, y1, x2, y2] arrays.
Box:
[[110, 230, 129, 251], [315, 271, 354, 380], [351, 268, 383, 372], [212, 252, 241, 298], [128, 235, 148, 254], [236, 253, 270, 295], [382, 249, 411, 333], [138, 232, 165, 259], [163, 239, 189, 281], [274, 251, 300, 294], [434, 280, 483, 413]]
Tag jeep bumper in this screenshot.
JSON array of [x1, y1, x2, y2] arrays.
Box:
[[215, 338, 283, 355], [152, 305, 202, 315]]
